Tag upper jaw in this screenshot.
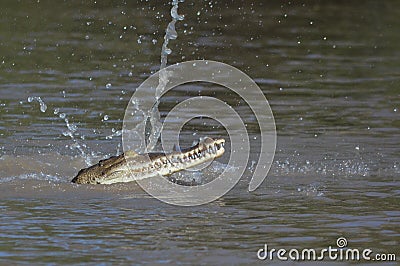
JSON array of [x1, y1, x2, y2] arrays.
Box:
[[170, 137, 225, 166], [140, 137, 226, 169]]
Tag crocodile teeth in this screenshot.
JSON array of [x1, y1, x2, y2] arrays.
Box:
[[154, 161, 162, 169]]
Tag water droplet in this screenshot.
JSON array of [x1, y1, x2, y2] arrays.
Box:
[[163, 48, 172, 55], [39, 102, 47, 112], [171, 5, 184, 20], [68, 123, 77, 132], [105, 83, 112, 89], [103, 115, 109, 121], [28, 96, 47, 112]]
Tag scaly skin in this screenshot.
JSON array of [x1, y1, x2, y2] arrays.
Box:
[[71, 137, 225, 184]]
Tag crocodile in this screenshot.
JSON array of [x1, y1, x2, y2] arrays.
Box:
[[71, 137, 225, 184]]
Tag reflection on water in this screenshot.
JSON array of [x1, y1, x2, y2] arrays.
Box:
[[0, 1, 399, 264]]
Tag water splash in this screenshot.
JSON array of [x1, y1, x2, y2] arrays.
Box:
[[54, 108, 91, 166], [130, 0, 185, 152], [106, 128, 122, 140], [160, 0, 184, 70], [147, 0, 185, 151], [172, 161, 238, 185], [26, 96, 94, 165], [272, 159, 371, 177], [296, 184, 325, 197], [28, 96, 47, 112]]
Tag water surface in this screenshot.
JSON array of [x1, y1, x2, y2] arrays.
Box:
[[0, 1, 399, 265]]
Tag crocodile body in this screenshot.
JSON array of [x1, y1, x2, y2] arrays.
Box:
[[71, 137, 225, 184]]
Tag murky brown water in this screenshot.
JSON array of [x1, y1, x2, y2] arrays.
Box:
[[1, 1, 399, 265]]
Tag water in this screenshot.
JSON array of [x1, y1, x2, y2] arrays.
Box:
[[0, 1, 399, 265], [144, 0, 184, 151]]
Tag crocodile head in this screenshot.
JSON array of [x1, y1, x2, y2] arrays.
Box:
[[71, 137, 225, 184]]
